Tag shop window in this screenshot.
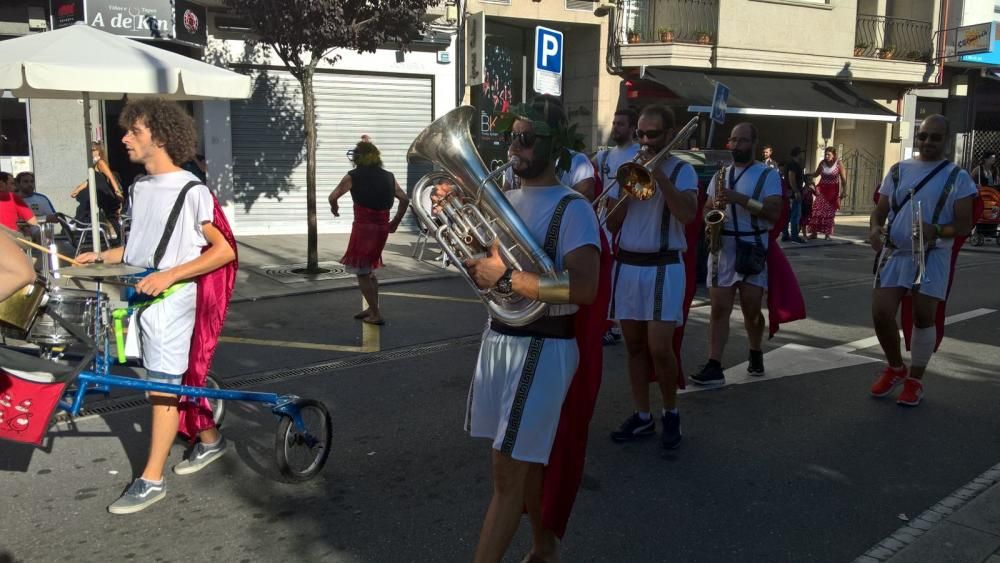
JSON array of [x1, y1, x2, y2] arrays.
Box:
[[0, 98, 30, 157]]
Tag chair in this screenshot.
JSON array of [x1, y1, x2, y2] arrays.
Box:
[[55, 213, 115, 255]]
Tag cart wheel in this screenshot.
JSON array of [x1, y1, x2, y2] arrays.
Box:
[[205, 371, 226, 429], [971, 233, 985, 246], [274, 399, 331, 482]]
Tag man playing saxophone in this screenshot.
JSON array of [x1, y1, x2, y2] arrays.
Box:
[[434, 105, 600, 563], [868, 114, 976, 407], [691, 122, 783, 386], [605, 105, 698, 449]]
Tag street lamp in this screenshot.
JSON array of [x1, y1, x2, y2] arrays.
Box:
[[593, 1, 616, 17]]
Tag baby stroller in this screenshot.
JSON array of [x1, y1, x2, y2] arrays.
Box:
[[970, 186, 1000, 246]]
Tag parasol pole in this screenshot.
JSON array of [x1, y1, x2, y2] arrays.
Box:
[[82, 91, 102, 258]]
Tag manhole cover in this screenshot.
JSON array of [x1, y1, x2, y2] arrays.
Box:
[[257, 261, 354, 284]]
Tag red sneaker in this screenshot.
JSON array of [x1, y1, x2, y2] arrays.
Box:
[[897, 378, 924, 407], [870, 365, 908, 397]]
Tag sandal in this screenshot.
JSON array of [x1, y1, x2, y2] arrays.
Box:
[[362, 317, 385, 326], [353, 310, 371, 320]]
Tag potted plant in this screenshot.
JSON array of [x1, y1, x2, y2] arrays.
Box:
[[879, 44, 895, 59], [658, 27, 675, 43], [627, 28, 641, 44], [695, 29, 712, 45], [853, 41, 868, 57]]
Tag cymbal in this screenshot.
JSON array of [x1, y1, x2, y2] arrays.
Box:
[[60, 263, 146, 279]]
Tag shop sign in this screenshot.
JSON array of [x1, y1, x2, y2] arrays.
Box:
[[50, 0, 207, 46], [955, 22, 995, 56], [960, 24, 1000, 65]]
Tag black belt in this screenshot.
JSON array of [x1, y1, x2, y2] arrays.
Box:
[[615, 249, 681, 266], [490, 315, 575, 340], [721, 229, 769, 237]]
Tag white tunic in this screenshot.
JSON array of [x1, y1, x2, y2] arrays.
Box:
[[874, 159, 977, 300], [706, 162, 782, 289]]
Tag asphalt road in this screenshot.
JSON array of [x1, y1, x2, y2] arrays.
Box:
[[2, 239, 1000, 562]]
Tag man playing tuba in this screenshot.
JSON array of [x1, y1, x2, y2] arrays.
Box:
[[605, 105, 698, 450], [434, 104, 600, 563]]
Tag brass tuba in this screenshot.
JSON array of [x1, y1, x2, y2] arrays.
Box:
[[705, 163, 729, 254], [407, 106, 558, 327]]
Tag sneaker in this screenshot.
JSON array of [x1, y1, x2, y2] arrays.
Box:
[[781, 233, 791, 242], [661, 411, 682, 450], [747, 351, 765, 377], [870, 365, 908, 397], [602, 330, 621, 346], [610, 412, 655, 443], [791, 236, 806, 244], [173, 437, 228, 475], [896, 378, 924, 407], [691, 361, 725, 386], [107, 478, 166, 515]]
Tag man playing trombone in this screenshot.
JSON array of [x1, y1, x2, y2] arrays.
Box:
[[868, 114, 976, 407], [605, 105, 698, 449]]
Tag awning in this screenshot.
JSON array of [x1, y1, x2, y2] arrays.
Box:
[[641, 68, 898, 122]]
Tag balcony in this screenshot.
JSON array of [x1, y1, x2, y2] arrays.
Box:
[[854, 14, 933, 62], [608, 0, 719, 72]]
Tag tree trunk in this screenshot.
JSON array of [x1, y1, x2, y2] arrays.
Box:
[[302, 66, 321, 273]]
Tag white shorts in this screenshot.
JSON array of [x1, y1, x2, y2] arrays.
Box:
[[126, 283, 197, 377], [608, 261, 686, 323], [707, 239, 768, 289], [874, 247, 950, 301], [466, 327, 578, 464]]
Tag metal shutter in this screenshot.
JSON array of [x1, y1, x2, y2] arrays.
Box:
[[230, 69, 434, 235]]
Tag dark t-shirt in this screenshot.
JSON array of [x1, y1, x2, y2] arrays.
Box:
[[348, 166, 395, 211], [786, 160, 805, 192], [75, 172, 121, 222]]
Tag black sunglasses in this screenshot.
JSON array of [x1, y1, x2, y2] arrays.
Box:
[[916, 132, 944, 142], [636, 129, 664, 140], [503, 131, 540, 148]]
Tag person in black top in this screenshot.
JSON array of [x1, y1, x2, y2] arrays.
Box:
[[70, 142, 125, 243], [328, 141, 410, 325], [782, 147, 807, 243]]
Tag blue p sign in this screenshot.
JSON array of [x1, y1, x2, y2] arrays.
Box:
[[534, 26, 563, 95]]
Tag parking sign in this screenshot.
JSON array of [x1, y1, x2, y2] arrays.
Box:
[[711, 81, 730, 124], [533, 26, 563, 96]]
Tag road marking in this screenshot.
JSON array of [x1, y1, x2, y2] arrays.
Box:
[[218, 336, 364, 353], [380, 291, 480, 304], [682, 308, 997, 393]]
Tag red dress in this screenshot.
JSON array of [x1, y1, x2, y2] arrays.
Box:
[[810, 161, 841, 236], [339, 167, 396, 271]]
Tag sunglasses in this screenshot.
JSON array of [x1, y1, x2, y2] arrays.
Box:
[[916, 132, 944, 142], [503, 131, 540, 148], [636, 129, 664, 140]]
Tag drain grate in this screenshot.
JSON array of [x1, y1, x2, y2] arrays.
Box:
[[257, 261, 354, 284], [55, 335, 482, 421]]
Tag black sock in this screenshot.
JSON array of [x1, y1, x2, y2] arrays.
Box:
[[750, 350, 763, 361], [707, 358, 722, 368]]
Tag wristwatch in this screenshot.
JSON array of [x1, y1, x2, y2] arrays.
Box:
[[494, 268, 514, 296]]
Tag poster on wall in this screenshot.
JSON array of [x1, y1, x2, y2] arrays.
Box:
[[473, 37, 520, 173]]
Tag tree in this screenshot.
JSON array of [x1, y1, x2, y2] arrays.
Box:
[[224, 0, 438, 273]]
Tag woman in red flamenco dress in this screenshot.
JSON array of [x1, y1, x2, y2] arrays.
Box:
[[808, 146, 848, 240]]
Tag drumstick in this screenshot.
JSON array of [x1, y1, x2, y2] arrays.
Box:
[[0, 225, 83, 266]]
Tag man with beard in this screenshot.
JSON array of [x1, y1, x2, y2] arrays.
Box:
[[605, 105, 698, 449], [593, 108, 639, 345], [436, 106, 600, 562], [691, 122, 783, 386], [868, 114, 976, 406]]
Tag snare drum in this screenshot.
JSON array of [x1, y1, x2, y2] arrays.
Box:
[[28, 288, 106, 346]]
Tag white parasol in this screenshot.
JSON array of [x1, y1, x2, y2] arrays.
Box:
[[0, 22, 251, 255]]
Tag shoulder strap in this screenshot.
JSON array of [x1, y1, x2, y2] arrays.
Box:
[[598, 150, 610, 184], [153, 181, 202, 269], [543, 194, 583, 261], [889, 163, 901, 210], [748, 168, 772, 245], [656, 160, 686, 252], [891, 160, 950, 214], [930, 167, 963, 225]]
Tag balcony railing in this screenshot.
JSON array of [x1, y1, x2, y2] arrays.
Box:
[[606, 0, 719, 72], [854, 14, 933, 62]]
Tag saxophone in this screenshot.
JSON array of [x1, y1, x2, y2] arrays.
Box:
[[705, 164, 728, 254]]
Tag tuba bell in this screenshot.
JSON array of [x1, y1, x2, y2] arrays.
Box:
[[407, 106, 558, 327]]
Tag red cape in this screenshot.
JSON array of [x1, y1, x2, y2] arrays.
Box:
[[177, 196, 238, 440], [900, 195, 983, 351], [766, 181, 806, 338], [540, 161, 612, 538]]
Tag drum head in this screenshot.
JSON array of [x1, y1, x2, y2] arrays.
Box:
[[61, 263, 145, 279]]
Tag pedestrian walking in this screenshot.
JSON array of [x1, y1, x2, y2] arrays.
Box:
[[329, 140, 410, 326], [76, 98, 238, 514], [868, 114, 977, 407], [782, 147, 806, 243], [808, 147, 847, 240], [970, 151, 997, 187]]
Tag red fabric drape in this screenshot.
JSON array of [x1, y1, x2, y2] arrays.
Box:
[[177, 196, 238, 441], [767, 181, 806, 337], [340, 205, 390, 271]]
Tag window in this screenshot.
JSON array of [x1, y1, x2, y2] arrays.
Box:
[[0, 98, 30, 157]]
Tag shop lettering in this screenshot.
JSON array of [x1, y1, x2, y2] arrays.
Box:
[[90, 9, 170, 36], [958, 29, 988, 48]]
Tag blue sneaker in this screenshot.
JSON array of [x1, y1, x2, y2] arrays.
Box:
[[173, 437, 228, 475], [108, 478, 166, 514]]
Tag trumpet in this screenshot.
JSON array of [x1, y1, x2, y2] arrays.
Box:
[[911, 191, 927, 285], [592, 116, 701, 222], [705, 163, 729, 254]]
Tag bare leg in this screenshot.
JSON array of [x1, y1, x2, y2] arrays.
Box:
[[198, 426, 221, 444], [871, 287, 907, 368], [525, 464, 559, 562], [141, 392, 179, 482], [909, 291, 940, 380], [737, 283, 766, 351], [708, 286, 737, 360], [475, 450, 533, 563], [357, 273, 381, 322], [620, 320, 652, 412], [647, 321, 678, 410]]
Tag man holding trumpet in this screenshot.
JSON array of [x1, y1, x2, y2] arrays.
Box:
[[605, 105, 698, 449], [868, 114, 976, 407]]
